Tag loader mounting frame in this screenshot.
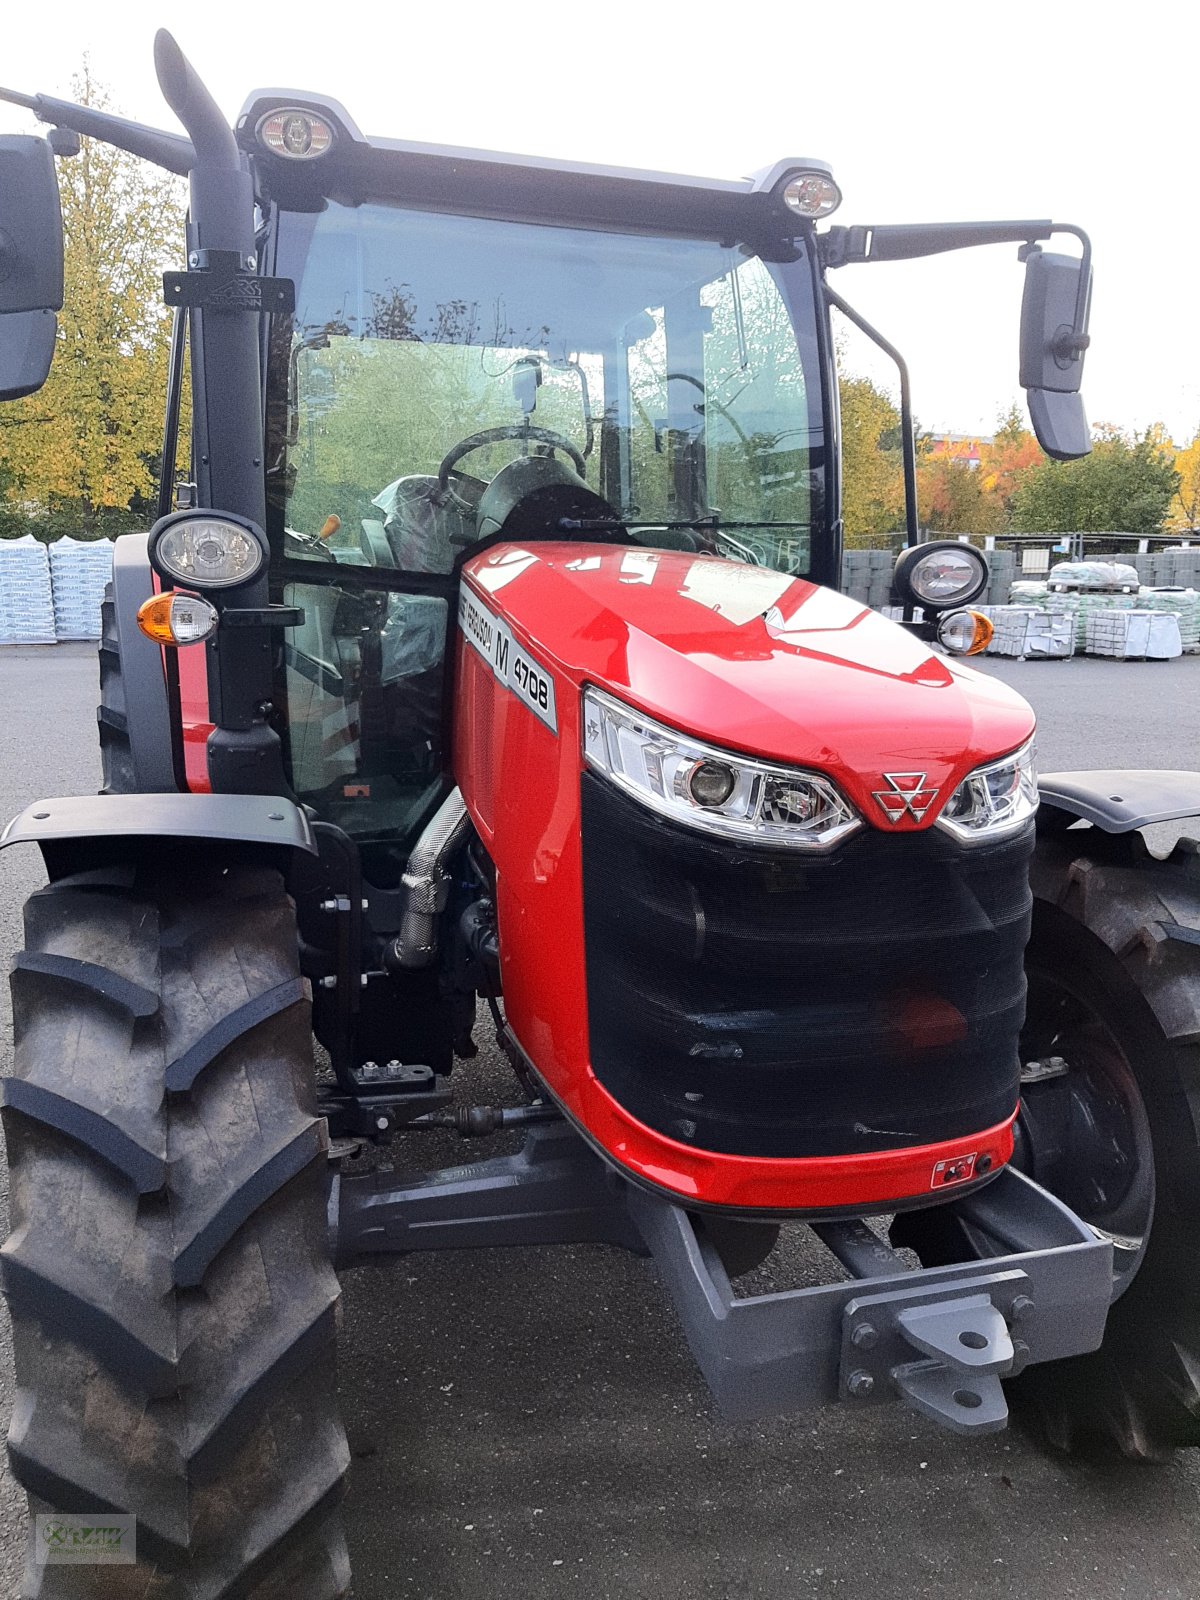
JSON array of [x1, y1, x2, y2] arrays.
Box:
[[332, 1122, 1112, 1436]]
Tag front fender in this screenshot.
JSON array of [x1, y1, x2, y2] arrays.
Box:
[[1038, 769, 1200, 834], [1, 792, 315, 859]]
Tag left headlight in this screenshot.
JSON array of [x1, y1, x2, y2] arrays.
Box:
[[582, 686, 861, 850], [937, 738, 1038, 842], [149, 512, 266, 590]]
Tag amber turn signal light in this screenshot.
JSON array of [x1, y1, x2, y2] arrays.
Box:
[[136, 591, 219, 647], [936, 608, 994, 656]]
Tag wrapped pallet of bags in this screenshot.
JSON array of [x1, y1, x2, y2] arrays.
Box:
[[1085, 608, 1182, 660], [1047, 560, 1140, 593], [1139, 588, 1200, 651], [1065, 590, 1142, 647], [49, 535, 115, 641], [0, 535, 56, 645]]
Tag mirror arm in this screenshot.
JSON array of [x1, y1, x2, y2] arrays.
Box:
[[820, 220, 1055, 267], [823, 220, 1092, 343], [0, 84, 194, 176], [824, 285, 920, 551]]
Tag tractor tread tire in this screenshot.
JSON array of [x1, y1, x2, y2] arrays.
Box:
[[1014, 828, 1200, 1459], [3, 860, 351, 1597], [97, 586, 135, 797]]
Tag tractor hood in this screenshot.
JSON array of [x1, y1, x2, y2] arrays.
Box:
[[460, 543, 1035, 830]]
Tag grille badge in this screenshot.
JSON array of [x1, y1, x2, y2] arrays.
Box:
[[873, 771, 940, 823]]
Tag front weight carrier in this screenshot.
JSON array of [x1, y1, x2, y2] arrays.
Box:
[[331, 1122, 1113, 1437]]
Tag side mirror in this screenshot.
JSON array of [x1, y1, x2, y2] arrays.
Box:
[[0, 135, 64, 400], [1019, 246, 1091, 461], [0, 310, 58, 401], [513, 356, 543, 417]]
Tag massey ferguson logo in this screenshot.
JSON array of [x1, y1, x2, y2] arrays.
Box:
[[873, 772, 940, 823]]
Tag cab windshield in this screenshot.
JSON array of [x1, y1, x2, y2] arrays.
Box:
[[265, 200, 826, 852]]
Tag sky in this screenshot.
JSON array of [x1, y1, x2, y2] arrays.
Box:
[[2, 0, 1196, 443]]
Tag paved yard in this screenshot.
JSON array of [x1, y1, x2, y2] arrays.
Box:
[[0, 645, 1198, 1598]]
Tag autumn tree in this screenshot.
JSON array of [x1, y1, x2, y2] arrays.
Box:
[[916, 450, 1004, 537], [1011, 424, 1179, 534], [0, 65, 185, 534], [978, 404, 1044, 521], [1168, 425, 1200, 530], [839, 373, 904, 545]]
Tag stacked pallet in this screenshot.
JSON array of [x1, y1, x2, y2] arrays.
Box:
[[985, 606, 1075, 659], [48, 536, 114, 641], [986, 548, 1015, 604], [1138, 588, 1200, 649], [0, 536, 56, 645], [1155, 548, 1200, 589], [1084, 609, 1182, 660], [841, 549, 900, 607]]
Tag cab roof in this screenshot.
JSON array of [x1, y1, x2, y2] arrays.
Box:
[[236, 88, 834, 240]]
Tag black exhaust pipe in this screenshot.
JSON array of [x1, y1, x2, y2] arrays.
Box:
[[155, 31, 284, 793]]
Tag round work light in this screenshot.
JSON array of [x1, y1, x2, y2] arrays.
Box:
[[256, 109, 335, 160], [150, 513, 266, 591], [780, 171, 842, 219], [893, 541, 990, 611]]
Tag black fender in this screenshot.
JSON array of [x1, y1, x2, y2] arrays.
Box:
[[1, 793, 315, 868], [105, 531, 178, 793], [1038, 769, 1200, 834]]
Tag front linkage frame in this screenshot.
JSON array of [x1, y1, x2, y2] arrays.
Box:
[[333, 1121, 1112, 1437]]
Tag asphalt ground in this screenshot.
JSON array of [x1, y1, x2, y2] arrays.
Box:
[[0, 645, 1199, 1598]]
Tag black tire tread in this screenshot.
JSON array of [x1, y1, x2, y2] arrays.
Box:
[[4, 858, 350, 1596], [1015, 828, 1200, 1458]]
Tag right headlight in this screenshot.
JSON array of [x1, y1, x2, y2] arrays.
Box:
[[893, 540, 989, 611], [582, 686, 861, 850], [937, 738, 1038, 841]]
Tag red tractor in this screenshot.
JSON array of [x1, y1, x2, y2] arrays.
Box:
[[1, 30, 1198, 1599]]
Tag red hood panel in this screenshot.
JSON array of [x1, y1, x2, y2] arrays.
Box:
[[463, 543, 1035, 829]]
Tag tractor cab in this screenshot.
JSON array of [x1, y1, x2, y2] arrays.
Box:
[[265, 181, 829, 856]]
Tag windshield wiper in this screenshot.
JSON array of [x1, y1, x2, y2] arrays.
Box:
[[557, 517, 811, 532]]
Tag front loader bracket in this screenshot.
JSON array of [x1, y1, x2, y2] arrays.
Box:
[[329, 1125, 1113, 1437]]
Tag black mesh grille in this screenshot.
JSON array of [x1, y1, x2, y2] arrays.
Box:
[[581, 771, 1032, 1159]]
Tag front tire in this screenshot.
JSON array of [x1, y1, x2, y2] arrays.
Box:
[[1008, 828, 1200, 1458], [3, 852, 350, 1595]]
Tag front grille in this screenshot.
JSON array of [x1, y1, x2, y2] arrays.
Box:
[[581, 771, 1032, 1159]]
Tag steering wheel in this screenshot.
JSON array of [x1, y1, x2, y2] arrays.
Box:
[[436, 425, 587, 496]]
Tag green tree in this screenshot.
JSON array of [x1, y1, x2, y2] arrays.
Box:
[[0, 65, 184, 533], [1011, 425, 1179, 535], [839, 372, 904, 544]]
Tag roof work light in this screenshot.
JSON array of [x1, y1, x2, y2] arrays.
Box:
[[780, 170, 842, 219], [256, 108, 335, 160]]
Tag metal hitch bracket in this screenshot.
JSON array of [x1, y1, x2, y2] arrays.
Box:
[[329, 1126, 1114, 1438], [841, 1280, 1023, 1434]]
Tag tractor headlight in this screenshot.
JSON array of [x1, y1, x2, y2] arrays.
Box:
[[937, 739, 1038, 842], [893, 541, 989, 611], [149, 512, 266, 590], [582, 686, 861, 850]]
